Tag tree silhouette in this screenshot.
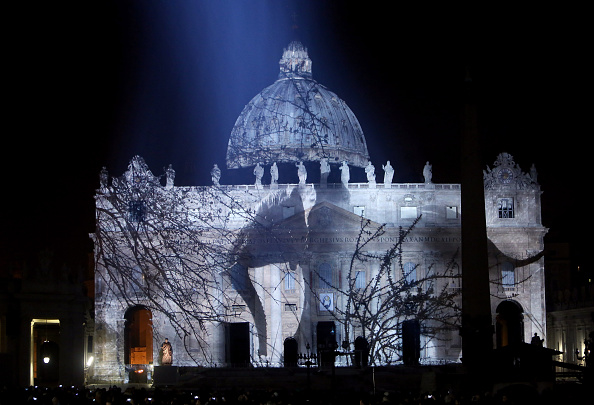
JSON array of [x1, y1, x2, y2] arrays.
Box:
[[94, 156, 538, 370]]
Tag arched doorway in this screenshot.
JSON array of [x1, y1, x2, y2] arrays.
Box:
[[124, 306, 153, 382], [496, 300, 524, 348], [284, 337, 298, 367]]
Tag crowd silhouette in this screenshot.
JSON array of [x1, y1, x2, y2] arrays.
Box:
[[0, 382, 588, 405]]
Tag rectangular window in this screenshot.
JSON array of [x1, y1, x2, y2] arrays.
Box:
[[498, 198, 514, 218], [96, 277, 103, 296], [502, 262, 515, 290], [401, 206, 417, 219], [284, 303, 297, 312], [404, 262, 417, 285], [446, 206, 458, 219], [128, 200, 146, 222], [353, 206, 366, 217], [355, 270, 366, 289], [285, 271, 296, 290], [132, 266, 145, 291], [318, 263, 333, 289]]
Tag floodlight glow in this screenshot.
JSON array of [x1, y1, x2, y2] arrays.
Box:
[[43, 356, 50, 364], [87, 356, 94, 367]]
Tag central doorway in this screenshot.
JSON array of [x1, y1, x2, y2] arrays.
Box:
[[317, 321, 336, 368], [226, 322, 250, 366]]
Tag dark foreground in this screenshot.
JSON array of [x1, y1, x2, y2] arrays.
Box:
[[2, 366, 589, 404]]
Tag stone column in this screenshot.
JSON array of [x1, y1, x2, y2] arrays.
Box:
[[270, 265, 283, 365]]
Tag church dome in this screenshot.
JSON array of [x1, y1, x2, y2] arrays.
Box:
[[226, 41, 370, 169]]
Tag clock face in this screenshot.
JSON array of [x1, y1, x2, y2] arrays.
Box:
[[497, 168, 514, 184]]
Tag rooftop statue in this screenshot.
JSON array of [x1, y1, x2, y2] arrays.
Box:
[[254, 163, 264, 187], [320, 158, 330, 187], [211, 164, 221, 186], [530, 164, 538, 183], [365, 161, 376, 186], [339, 161, 350, 187], [165, 164, 175, 189], [270, 162, 279, 188], [383, 161, 394, 187], [423, 161, 433, 184], [296, 161, 307, 185]]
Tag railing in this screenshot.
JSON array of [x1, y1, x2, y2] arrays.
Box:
[[186, 182, 461, 192]]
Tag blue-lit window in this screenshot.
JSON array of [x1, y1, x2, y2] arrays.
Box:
[[318, 263, 333, 289], [502, 262, 515, 290], [404, 262, 417, 285], [498, 198, 514, 219], [354, 206, 365, 217], [285, 271, 296, 290], [355, 270, 366, 289]]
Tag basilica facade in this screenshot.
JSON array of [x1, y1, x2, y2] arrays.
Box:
[[90, 41, 547, 384]]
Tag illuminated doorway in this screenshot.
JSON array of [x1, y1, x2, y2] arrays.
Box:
[[124, 306, 153, 382], [30, 319, 60, 386], [496, 300, 524, 348]]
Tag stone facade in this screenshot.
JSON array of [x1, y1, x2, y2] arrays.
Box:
[[90, 153, 547, 383], [90, 41, 547, 384]]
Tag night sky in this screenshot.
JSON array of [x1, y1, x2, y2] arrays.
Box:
[[4, 2, 586, 271]]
